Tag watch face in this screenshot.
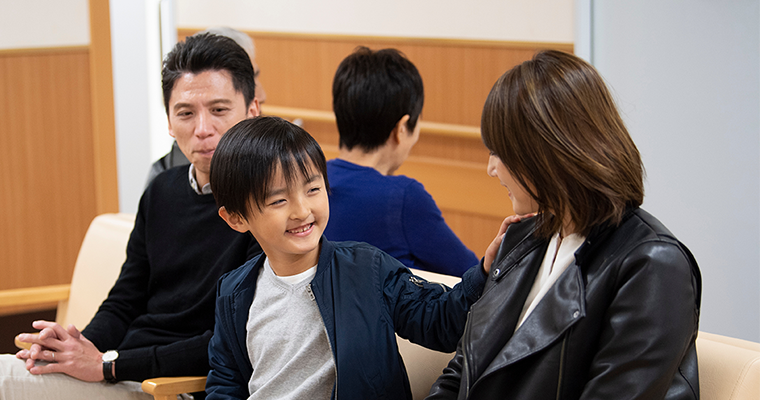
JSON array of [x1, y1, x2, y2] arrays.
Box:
[[103, 350, 119, 362]]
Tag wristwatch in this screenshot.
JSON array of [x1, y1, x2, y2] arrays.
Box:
[[102, 350, 119, 383]]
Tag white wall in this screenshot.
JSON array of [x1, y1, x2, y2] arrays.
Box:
[[0, 0, 89, 49], [577, 0, 760, 342], [175, 0, 574, 43], [110, 0, 176, 214]]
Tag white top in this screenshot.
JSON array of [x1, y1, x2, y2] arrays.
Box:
[[246, 258, 335, 400], [515, 232, 585, 330]]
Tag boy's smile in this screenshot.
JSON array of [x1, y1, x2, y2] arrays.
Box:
[[222, 162, 329, 276]]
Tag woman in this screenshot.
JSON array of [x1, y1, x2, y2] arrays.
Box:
[[427, 50, 701, 399]]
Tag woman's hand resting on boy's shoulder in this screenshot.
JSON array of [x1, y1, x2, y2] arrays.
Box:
[[482, 213, 536, 274]]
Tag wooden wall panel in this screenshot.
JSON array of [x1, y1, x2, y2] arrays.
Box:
[[179, 30, 570, 257], [0, 47, 98, 292]]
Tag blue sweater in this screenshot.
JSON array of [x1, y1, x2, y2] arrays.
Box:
[[324, 159, 478, 276], [206, 239, 487, 400]]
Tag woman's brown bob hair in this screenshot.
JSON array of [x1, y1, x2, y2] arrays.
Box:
[[482, 50, 644, 238]]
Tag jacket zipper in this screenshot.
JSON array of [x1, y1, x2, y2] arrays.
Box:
[[463, 310, 472, 398], [307, 283, 338, 399], [555, 333, 567, 400]]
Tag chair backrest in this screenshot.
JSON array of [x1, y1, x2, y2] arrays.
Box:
[[697, 331, 760, 400], [397, 269, 462, 400], [56, 213, 136, 329]]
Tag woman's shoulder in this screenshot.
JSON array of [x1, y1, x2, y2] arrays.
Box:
[[593, 208, 699, 276]]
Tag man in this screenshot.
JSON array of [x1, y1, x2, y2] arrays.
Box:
[[146, 27, 267, 184], [0, 33, 261, 399], [324, 47, 479, 277]]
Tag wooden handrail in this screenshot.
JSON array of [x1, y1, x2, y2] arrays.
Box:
[[261, 104, 481, 140], [142, 376, 208, 400], [0, 284, 70, 308]]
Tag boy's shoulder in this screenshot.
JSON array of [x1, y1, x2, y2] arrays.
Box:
[[217, 254, 264, 295], [325, 240, 406, 272]]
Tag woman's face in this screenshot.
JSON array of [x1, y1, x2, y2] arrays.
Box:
[[487, 154, 539, 215]]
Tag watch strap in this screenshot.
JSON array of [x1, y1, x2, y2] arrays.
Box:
[[103, 360, 117, 383]]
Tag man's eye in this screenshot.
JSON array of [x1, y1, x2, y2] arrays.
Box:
[[212, 107, 230, 113], [177, 111, 192, 117]]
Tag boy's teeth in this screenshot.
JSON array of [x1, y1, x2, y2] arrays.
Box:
[[289, 223, 311, 233]]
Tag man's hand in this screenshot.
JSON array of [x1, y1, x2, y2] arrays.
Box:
[[483, 213, 535, 274], [15, 320, 106, 382]]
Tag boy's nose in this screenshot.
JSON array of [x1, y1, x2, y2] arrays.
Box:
[[289, 198, 310, 220]]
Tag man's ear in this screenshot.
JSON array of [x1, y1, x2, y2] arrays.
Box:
[[391, 114, 411, 145], [247, 98, 261, 118], [168, 120, 175, 138], [219, 207, 249, 233]]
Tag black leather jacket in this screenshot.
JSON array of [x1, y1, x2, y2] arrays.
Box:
[[427, 208, 701, 400]]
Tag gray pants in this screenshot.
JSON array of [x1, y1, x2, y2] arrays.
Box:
[[0, 354, 153, 400]]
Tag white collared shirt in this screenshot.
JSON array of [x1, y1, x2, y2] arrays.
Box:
[[516, 232, 585, 330], [188, 164, 212, 195]]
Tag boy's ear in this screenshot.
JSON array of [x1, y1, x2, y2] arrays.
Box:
[[218, 207, 249, 233], [390, 114, 412, 145]]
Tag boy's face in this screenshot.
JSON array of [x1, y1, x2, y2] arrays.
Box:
[[224, 162, 329, 274]]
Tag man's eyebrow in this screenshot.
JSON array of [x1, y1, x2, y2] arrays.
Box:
[[172, 98, 234, 112]]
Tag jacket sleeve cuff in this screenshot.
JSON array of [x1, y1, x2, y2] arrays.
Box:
[[460, 259, 488, 302]]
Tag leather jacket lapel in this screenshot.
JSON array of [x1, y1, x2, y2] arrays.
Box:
[[464, 232, 546, 387], [480, 262, 586, 379]]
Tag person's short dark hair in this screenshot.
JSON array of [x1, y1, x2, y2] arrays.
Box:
[[211, 116, 329, 219], [162, 32, 256, 114], [481, 50, 644, 238], [332, 46, 424, 152]]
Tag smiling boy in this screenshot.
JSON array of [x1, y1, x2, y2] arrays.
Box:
[[205, 116, 497, 400]]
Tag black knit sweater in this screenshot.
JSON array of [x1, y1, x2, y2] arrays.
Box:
[[81, 166, 260, 382]]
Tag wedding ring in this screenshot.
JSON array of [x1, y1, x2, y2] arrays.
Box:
[[51, 352, 55, 361]]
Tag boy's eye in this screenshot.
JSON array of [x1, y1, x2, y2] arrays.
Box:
[[308, 186, 321, 194], [268, 199, 285, 206]]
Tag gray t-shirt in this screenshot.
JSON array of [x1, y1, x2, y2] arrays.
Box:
[[245, 258, 336, 399]]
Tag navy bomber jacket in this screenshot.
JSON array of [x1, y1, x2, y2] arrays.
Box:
[[206, 238, 487, 400]]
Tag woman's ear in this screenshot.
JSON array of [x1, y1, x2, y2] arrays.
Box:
[[390, 115, 412, 144], [218, 207, 249, 233]]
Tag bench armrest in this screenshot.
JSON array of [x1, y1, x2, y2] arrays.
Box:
[[141, 376, 207, 400], [0, 284, 70, 308]]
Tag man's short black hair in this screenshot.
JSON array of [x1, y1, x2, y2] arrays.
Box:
[[332, 46, 424, 152], [162, 32, 256, 114], [210, 116, 329, 219]]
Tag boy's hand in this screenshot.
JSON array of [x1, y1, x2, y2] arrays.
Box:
[[483, 213, 536, 274]]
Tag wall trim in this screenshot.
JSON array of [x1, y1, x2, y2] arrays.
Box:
[[89, 0, 120, 214], [178, 28, 573, 53], [0, 46, 89, 57]]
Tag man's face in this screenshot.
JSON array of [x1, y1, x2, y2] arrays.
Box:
[[168, 69, 260, 186]]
